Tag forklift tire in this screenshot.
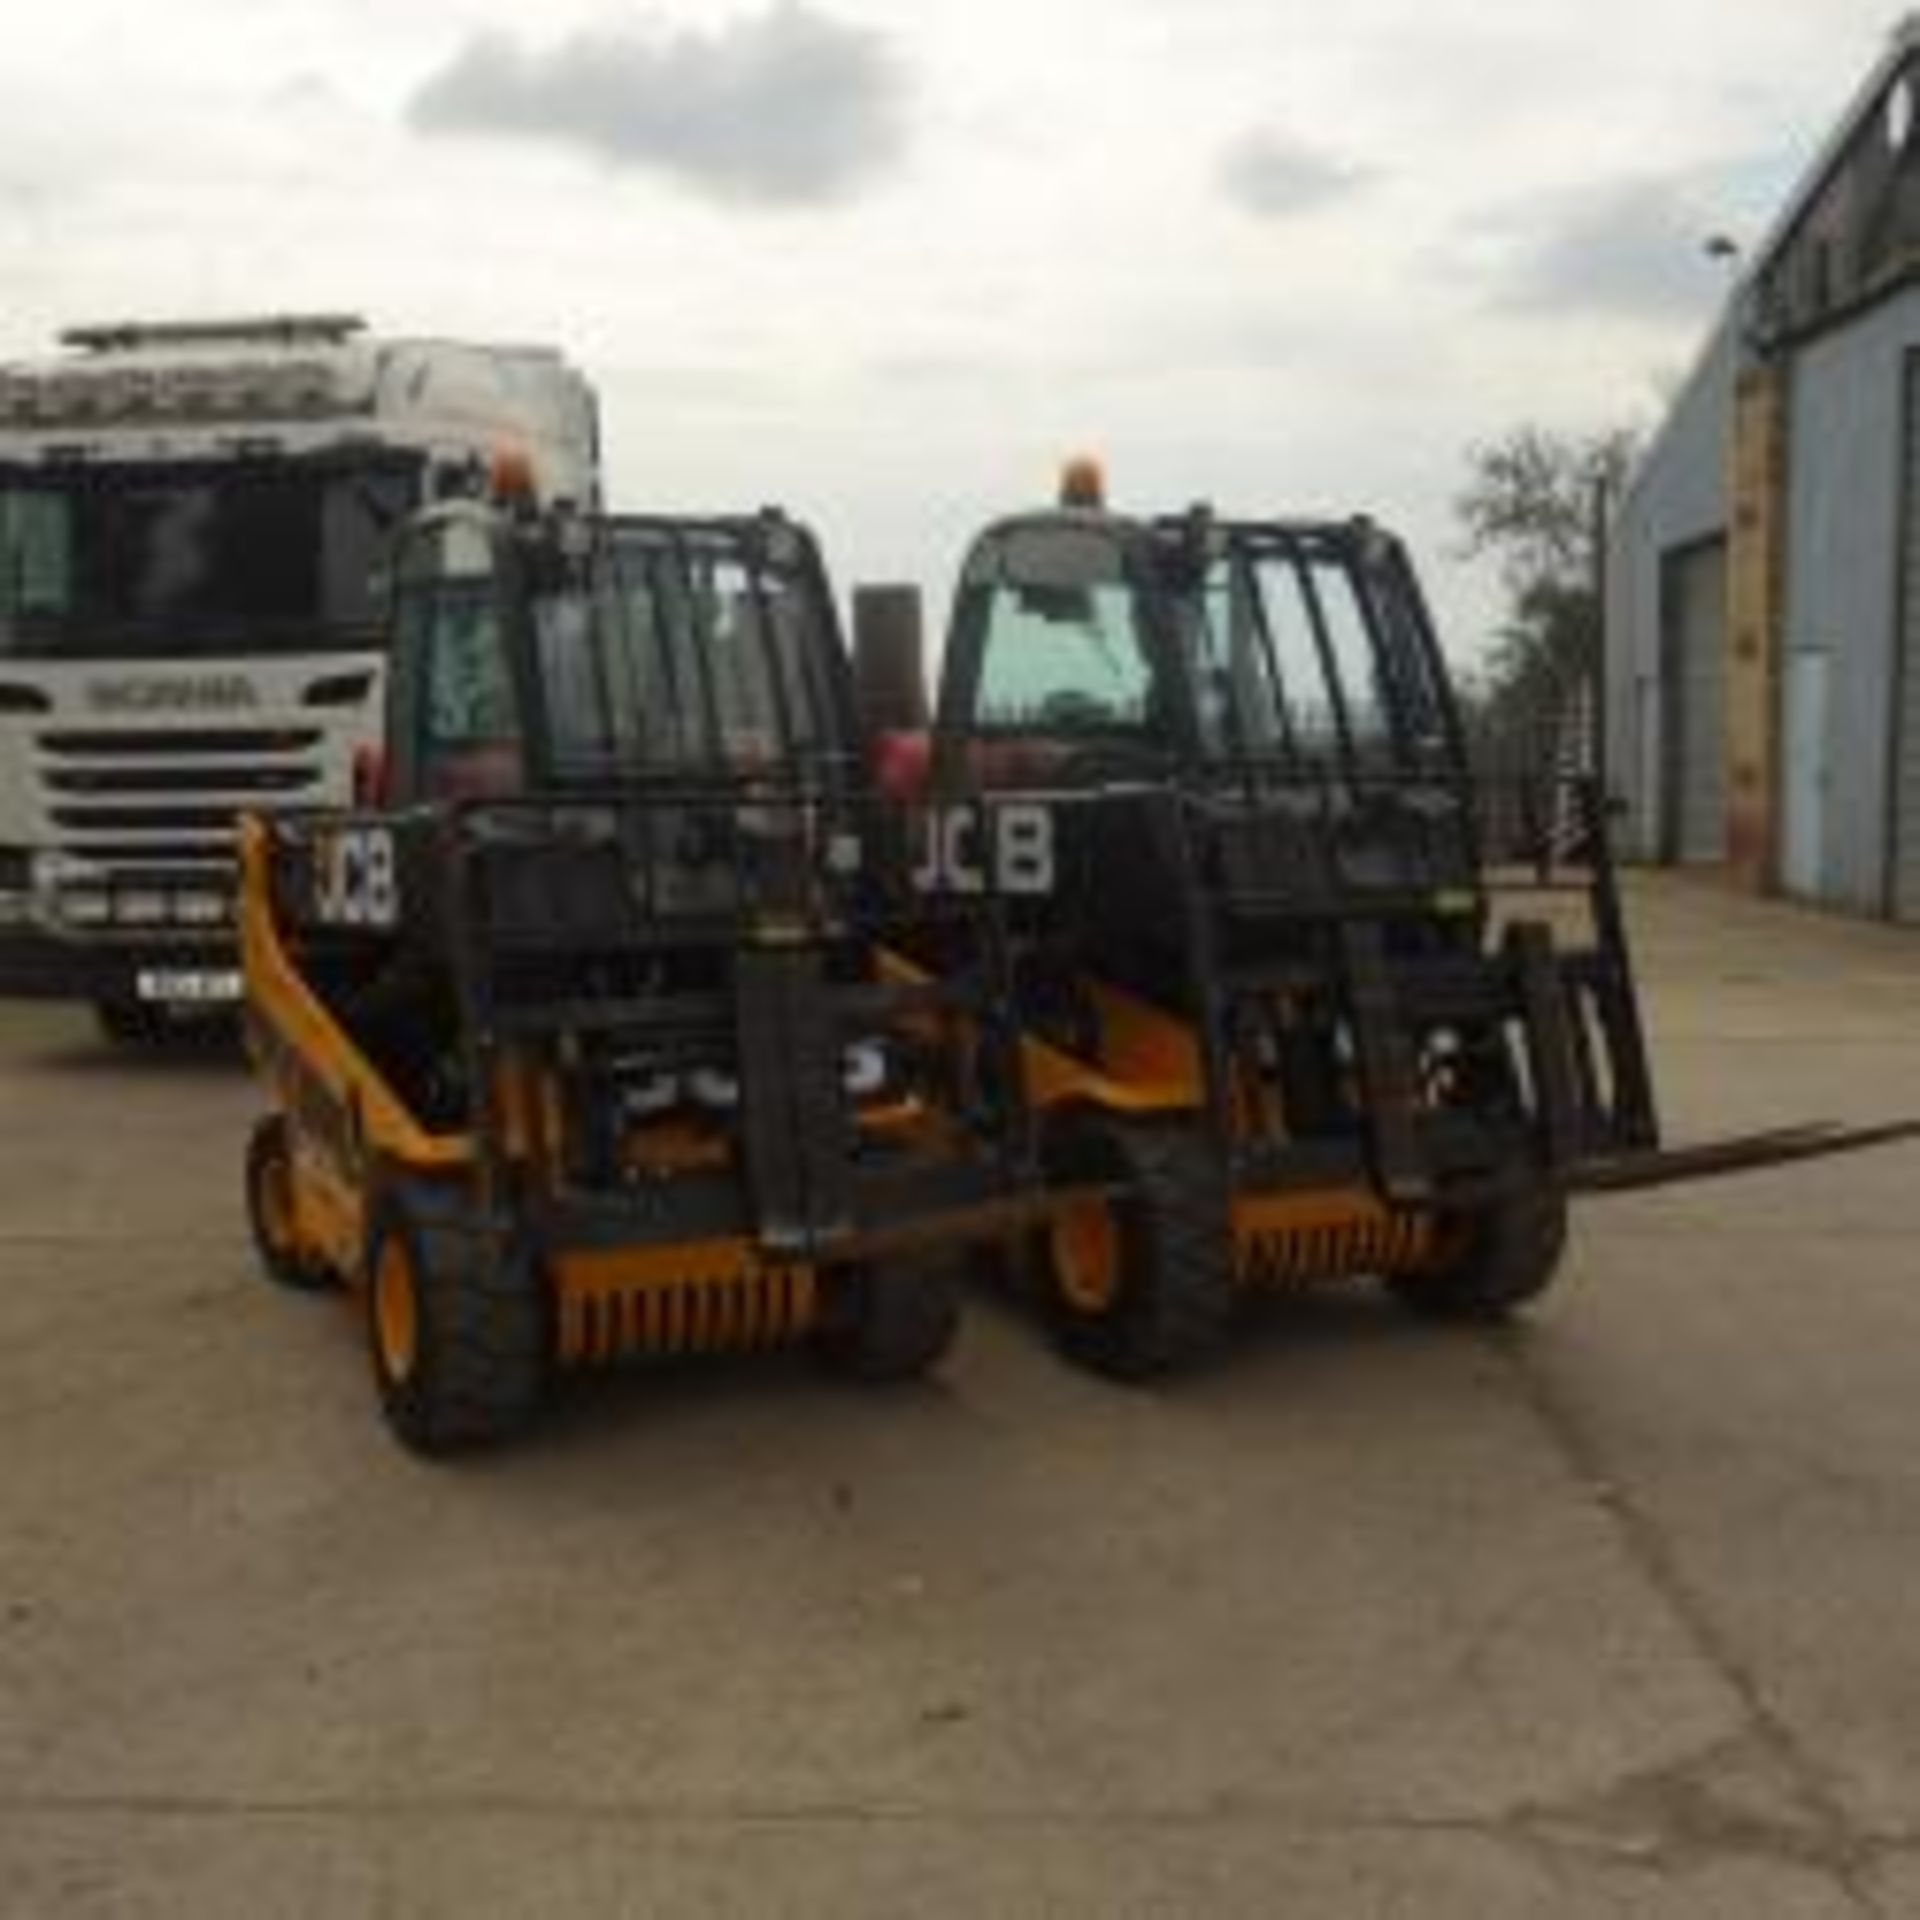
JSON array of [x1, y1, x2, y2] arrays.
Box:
[[365, 1195, 550, 1455], [1389, 1181, 1569, 1323], [1038, 1113, 1234, 1381], [245, 1114, 337, 1292], [813, 1259, 961, 1383]]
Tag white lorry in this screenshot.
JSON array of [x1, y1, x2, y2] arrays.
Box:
[[0, 315, 599, 1039]]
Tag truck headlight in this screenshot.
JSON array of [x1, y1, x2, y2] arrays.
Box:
[[114, 892, 167, 927], [173, 891, 229, 928], [60, 893, 112, 928], [31, 850, 96, 891]]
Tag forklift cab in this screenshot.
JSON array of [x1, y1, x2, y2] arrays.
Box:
[[927, 491, 1664, 1235], [932, 506, 1475, 885], [931, 504, 1490, 988], [379, 501, 858, 808], [240, 497, 1038, 1452]]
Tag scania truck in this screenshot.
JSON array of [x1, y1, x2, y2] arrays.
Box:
[[0, 314, 598, 1040]]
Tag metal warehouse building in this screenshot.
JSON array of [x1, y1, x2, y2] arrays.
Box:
[[1607, 17, 1920, 916]]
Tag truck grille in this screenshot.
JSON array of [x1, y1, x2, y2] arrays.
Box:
[[39, 728, 323, 757], [45, 840, 233, 869], [43, 765, 316, 795], [49, 802, 307, 834], [30, 722, 336, 931]]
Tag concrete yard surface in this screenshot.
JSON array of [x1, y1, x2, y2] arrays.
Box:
[[3, 874, 1920, 1917]]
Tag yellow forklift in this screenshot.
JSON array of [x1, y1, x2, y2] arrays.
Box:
[[890, 469, 1917, 1376], [241, 493, 1024, 1451]]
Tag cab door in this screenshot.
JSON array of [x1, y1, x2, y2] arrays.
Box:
[[382, 510, 526, 807]]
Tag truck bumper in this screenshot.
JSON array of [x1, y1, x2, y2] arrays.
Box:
[[0, 917, 239, 1006]]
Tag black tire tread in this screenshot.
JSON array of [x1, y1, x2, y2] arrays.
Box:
[[1046, 1115, 1235, 1381], [369, 1201, 549, 1455], [813, 1259, 961, 1383], [1391, 1181, 1568, 1323]]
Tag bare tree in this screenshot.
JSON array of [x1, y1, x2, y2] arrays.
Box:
[[1453, 424, 1638, 765]]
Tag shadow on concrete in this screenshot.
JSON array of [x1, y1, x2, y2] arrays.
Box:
[[525, 1342, 966, 1465], [506, 1271, 1507, 1471], [20, 1027, 248, 1081]]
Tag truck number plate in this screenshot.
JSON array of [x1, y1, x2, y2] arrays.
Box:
[[135, 968, 242, 1005]]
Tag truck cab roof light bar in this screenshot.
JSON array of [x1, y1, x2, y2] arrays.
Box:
[[58, 316, 368, 355]]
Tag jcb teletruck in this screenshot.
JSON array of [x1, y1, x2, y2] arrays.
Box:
[[242, 491, 1024, 1453], [0, 315, 598, 1041], [882, 471, 1916, 1377]]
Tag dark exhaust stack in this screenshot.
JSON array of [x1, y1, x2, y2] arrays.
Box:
[[851, 584, 927, 739]]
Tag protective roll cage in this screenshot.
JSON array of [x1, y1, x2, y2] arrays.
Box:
[[933, 508, 1664, 1206], [936, 509, 1463, 784], [1159, 512, 1467, 787], [385, 505, 861, 804], [537, 514, 858, 789]]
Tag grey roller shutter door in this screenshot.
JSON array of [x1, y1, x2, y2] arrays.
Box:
[[1667, 540, 1728, 864], [1891, 360, 1920, 920]]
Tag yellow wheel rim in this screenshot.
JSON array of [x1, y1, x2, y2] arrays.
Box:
[[1051, 1196, 1121, 1314], [373, 1237, 421, 1385]]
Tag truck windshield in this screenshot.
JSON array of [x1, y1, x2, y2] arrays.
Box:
[[0, 459, 417, 658]]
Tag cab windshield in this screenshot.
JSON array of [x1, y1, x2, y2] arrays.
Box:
[[0, 457, 417, 658], [957, 524, 1161, 735]]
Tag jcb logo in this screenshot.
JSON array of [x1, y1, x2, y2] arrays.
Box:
[[312, 827, 398, 930], [912, 803, 1054, 896]]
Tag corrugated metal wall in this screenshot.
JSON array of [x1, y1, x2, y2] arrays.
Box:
[[1783, 285, 1920, 911]]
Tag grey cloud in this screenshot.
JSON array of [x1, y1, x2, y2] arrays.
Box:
[[269, 72, 343, 114], [864, 350, 1006, 387], [1216, 129, 1369, 219], [1485, 177, 1730, 322], [406, 4, 908, 208]]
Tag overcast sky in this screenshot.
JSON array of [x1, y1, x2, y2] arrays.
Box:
[[0, 0, 1906, 654]]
